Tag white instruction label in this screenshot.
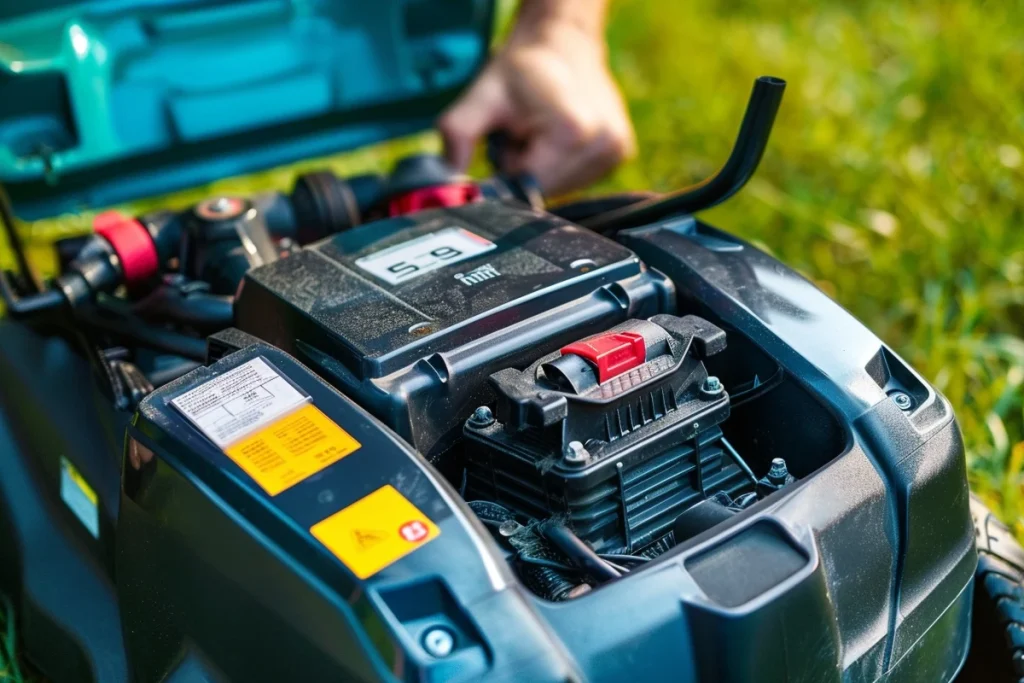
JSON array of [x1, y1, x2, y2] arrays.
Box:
[[171, 357, 309, 448], [355, 227, 496, 285]]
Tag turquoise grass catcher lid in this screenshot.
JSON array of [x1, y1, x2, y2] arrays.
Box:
[[0, 0, 494, 219]]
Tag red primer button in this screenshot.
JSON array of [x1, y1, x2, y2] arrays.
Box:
[[561, 332, 646, 383]]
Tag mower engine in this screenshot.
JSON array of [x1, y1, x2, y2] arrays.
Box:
[[0, 78, 785, 601], [0, 75, 978, 683], [465, 316, 752, 557]]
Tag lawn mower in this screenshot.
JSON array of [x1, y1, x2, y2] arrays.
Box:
[[0, 1, 1019, 681]]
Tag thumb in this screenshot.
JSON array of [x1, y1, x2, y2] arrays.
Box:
[[438, 70, 510, 171]]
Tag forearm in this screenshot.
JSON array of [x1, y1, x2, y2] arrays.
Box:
[[510, 0, 611, 47]]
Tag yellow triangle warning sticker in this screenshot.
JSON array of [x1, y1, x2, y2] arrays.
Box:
[[311, 485, 440, 579], [352, 528, 388, 550]]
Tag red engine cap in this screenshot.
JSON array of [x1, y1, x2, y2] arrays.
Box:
[[93, 210, 159, 287], [388, 182, 481, 216], [561, 332, 647, 383]]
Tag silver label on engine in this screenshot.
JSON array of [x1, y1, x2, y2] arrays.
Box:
[[354, 227, 496, 285]]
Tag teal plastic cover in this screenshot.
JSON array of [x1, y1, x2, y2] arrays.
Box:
[[0, 0, 494, 218]]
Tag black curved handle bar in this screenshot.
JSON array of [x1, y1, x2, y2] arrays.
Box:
[[581, 76, 786, 234]]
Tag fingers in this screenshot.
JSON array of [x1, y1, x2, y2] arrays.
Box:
[[507, 118, 637, 196], [438, 34, 637, 195], [437, 69, 511, 172]]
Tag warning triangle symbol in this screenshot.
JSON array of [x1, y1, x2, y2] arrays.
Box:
[[352, 528, 387, 550]]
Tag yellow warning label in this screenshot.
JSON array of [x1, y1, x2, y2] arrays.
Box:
[[224, 403, 360, 496], [310, 485, 441, 579]]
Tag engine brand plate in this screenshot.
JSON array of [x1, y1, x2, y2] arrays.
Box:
[[354, 226, 496, 285]]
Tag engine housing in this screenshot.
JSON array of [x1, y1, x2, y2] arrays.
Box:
[[464, 315, 750, 553]]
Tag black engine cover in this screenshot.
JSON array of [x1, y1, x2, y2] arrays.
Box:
[[235, 202, 672, 459]]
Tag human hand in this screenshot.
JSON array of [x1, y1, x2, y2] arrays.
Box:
[[438, 3, 635, 197]]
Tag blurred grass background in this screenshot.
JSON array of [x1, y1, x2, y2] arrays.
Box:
[[0, 0, 1022, 677]]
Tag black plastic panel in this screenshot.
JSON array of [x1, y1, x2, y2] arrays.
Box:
[[686, 521, 807, 608]]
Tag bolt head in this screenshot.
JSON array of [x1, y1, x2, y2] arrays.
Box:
[[767, 457, 790, 485], [422, 627, 455, 658], [563, 440, 589, 465], [469, 405, 494, 427], [891, 392, 913, 411], [703, 375, 723, 394]]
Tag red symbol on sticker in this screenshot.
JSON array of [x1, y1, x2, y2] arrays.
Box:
[[399, 520, 429, 543]]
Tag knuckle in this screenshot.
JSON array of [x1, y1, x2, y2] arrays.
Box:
[[563, 121, 590, 147], [594, 126, 636, 165]]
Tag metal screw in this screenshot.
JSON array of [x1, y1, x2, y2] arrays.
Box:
[[563, 441, 589, 465], [317, 489, 334, 505], [468, 405, 494, 428], [422, 627, 455, 658], [703, 376, 723, 395], [211, 197, 231, 213], [891, 392, 913, 411]]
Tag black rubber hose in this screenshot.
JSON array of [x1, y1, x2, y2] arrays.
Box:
[[81, 312, 207, 361], [147, 359, 202, 387], [0, 269, 66, 317], [599, 553, 651, 564], [134, 288, 233, 331], [581, 76, 786, 234], [541, 522, 621, 583], [549, 192, 657, 224], [673, 498, 738, 542]]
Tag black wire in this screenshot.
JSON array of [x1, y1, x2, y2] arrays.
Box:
[[603, 560, 629, 574], [728, 365, 785, 408], [516, 553, 578, 573], [541, 523, 621, 583], [720, 437, 758, 486], [599, 553, 650, 564]]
